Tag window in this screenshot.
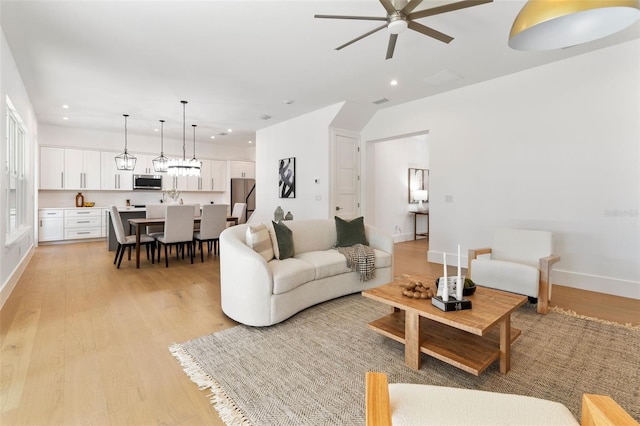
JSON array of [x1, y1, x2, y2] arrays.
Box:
[[6, 96, 27, 242]]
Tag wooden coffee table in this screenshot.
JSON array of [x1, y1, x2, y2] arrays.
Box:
[[362, 275, 527, 375]]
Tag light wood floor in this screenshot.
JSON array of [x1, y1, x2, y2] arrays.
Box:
[[1, 239, 638, 425]]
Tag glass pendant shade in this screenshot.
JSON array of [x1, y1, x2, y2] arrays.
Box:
[[115, 114, 137, 171], [153, 119, 169, 173], [509, 0, 640, 51], [168, 100, 201, 177]]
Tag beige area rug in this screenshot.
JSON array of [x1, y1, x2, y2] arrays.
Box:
[[170, 295, 640, 425]]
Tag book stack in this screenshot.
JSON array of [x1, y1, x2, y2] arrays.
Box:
[[431, 295, 472, 311]]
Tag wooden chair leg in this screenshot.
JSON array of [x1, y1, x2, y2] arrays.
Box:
[[117, 245, 127, 268], [114, 245, 121, 265], [190, 241, 194, 264], [127, 246, 132, 260], [199, 240, 204, 262], [164, 244, 169, 268]]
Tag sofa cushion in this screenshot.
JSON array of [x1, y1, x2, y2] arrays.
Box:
[[269, 258, 316, 294], [246, 224, 274, 262], [372, 248, 392, 268], [295, 250, 352, 279], [335, 216, 369, 247], [272, 220, 294, 260], [471, 258, 540, 297]]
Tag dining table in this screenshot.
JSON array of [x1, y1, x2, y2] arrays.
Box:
[[128, 216, 239, 268]]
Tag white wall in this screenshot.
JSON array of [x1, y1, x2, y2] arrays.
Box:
[[254, 103, 344, 223], [361, 39, 640, 299], [365, 134, 429, 242], [0, 28, 38, 307]]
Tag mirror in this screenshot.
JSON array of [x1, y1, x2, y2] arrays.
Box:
[[408, 168, 428, 203]]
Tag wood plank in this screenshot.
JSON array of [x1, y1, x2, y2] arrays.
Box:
[[368, 312, 521, 375]]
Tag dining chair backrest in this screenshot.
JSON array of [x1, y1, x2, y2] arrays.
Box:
[[109, 205, 127, 245], [163, 205, 195, 243], [192, 203, 201, 216], [146, 203, 166, 234], [198, 204, 228, 239], [232, 202, 247, 224]]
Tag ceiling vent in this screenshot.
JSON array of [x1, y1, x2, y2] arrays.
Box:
[[259, 114, 272, 120], [372, 98, 389, 105], [218, 132, 228, 136]]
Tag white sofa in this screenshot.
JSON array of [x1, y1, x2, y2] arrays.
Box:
[[219, 219, 394, 326]]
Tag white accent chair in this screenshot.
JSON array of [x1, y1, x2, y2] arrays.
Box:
[[365, 372, 636, 426], [468, 228, 560, 314], [145, 203, 166, 239], [109, 205, 155, 268], [194, 204, 228, 261], [155, 205, 195, 267], [231, 202, 247, 224]]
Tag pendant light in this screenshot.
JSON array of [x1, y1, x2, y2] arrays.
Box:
[[115, 114, 137, 170], [191, 124, 202, 175], [167, 100, 201, 176], [152, 119, 169, 173], [509, 0, 640, 51]]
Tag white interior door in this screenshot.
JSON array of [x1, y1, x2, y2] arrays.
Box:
[[332, 132, 360, 219]]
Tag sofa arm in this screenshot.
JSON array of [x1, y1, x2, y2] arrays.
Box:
[[219, 225, 275, 326], [468, 247, 492, 277], [366, 224, 394, 255]]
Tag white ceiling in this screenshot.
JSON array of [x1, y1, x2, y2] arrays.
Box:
[[1, 0, 638, 146]]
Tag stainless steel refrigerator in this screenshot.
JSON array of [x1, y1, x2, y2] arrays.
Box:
[[230, 178, 255, 222]]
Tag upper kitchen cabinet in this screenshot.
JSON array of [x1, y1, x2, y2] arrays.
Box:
[[64, 149, 101, 190], [230, 161, 255, 179], [40, 146, 65, 189], [101, 151, 133, 190], [133, 154, 162, 176], [190, 160, 227, 191]]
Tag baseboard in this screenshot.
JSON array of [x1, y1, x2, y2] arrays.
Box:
[[393, 233, 416, 243], [427, 250, 640, 300], [0, 247, 35, 310], [552, 270, 640, 300]]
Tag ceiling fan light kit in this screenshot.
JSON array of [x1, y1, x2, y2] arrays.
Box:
[[509, 0, 640, 51]]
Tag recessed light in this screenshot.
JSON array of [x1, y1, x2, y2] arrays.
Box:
[[248, 140, 253, 144], [227, 128, 233, 133], [62, 116, 69, 120], [154, 128, 159, 132], [210, 136, 216, 139], [390, 80, 398, 86], [62, 104, 70, 109]]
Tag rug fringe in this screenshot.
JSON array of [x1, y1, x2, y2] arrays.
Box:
[[551, 307, 640, 331], [169, 343, 253, 426]]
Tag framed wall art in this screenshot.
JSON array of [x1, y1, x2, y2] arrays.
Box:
[[279, 157, 295, 198]]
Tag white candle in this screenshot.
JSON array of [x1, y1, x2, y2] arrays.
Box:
[[456, 244, 463, 300], [442, 253, 448, 301]]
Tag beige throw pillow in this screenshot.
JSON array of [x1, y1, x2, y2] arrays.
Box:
[[246, 224, 274, 262]]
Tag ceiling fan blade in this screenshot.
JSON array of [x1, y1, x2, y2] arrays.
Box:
[[408, 21, 454, 44], [386, 34, 398, 60], [314, 14, 387, 21], [408, 0, 492, 20], [378, 0, 397, 15], [335, 24, 388, 51], [400, 0, 424, 15]]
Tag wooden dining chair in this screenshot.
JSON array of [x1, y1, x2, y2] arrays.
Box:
[[194, 204, 228, 261], [109, 205, 155, 268], [155, 204, 195, 267]]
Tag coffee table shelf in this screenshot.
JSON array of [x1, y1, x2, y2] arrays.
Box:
[[369, 311, 521, 375]]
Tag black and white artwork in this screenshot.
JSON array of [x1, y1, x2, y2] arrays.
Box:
[[279, 157, 295, 198]]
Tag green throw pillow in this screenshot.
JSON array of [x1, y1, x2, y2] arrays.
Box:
[[272, 220, 294, 260], [335, 216, 368, 248]]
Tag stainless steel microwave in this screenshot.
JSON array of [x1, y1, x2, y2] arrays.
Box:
[[133, 174, 163, 190]]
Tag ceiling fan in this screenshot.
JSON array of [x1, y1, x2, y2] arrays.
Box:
[[315, 0, 493, 60]]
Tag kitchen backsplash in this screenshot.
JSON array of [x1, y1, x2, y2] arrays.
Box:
[[39, 190, 229, 209]]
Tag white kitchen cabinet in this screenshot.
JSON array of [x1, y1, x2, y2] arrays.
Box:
[[101, 151, 133, 190], [230, 161, 255, 179], [40, 147, 65, 190], [133, 154, 161, 175], [38, 209, 64, 241], [211, 160, 227, 191], [164, 175, 189, 192], [64, 208, 102, 240], [64, 149, 101, 190]]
